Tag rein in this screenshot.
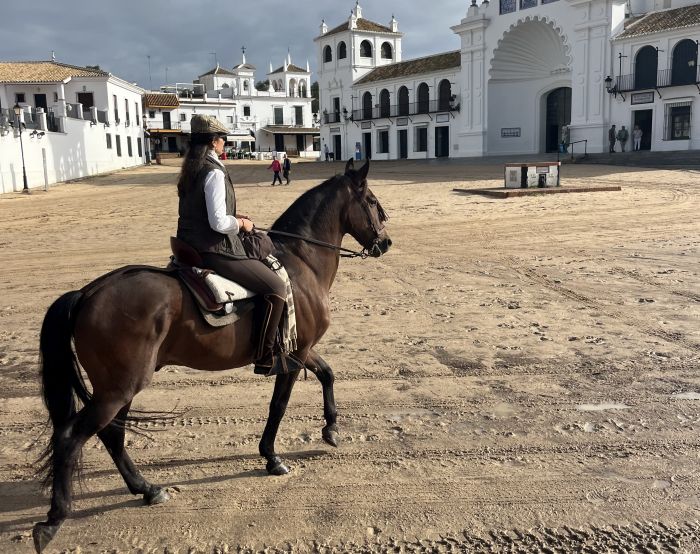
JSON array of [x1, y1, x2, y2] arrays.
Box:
[[257, 228, 370, 258]]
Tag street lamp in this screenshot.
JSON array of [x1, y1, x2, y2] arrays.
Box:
[[13, 103, 30, 194]]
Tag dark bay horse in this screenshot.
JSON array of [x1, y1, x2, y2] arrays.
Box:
[[33, 159, 390, 552]]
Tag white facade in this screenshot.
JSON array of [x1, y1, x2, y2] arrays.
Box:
[[317, 1, 700, 160], [0, 62, 145, 193], [146, 53, 319, 158]]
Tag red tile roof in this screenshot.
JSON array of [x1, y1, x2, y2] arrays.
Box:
[[616, 5, 700, 38], [0, 61, 108, 83]]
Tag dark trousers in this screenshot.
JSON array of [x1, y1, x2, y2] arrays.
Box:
[[609, 139, 616, 153], [200, 253, 285, 299], [271, 172, 283, 186], [283, 170, 290, 184]]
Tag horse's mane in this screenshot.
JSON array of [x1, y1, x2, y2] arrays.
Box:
[[271, 173, 352, 236]]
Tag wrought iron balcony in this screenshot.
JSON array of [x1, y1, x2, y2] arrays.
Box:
[[615, 67, 700, 93], [351, 96, 461, 122]]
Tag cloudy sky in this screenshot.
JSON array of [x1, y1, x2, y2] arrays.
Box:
[[2, 0, 467, 89]]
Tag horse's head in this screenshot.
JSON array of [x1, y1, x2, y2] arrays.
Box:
[[342, 159, 391, 258]]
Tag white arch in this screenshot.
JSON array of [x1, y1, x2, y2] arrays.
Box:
[[490, 16, 571, 82]]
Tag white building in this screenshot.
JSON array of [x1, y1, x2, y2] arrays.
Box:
[[317, 1, 700, 160], [144, 52, 319, 158], [0, 60, 145, 193]]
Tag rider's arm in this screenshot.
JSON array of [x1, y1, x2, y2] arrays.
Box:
[[203, 169, 240, 234]]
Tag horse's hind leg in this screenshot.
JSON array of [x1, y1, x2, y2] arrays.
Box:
[[307, 350, 339, 447], [259, 371, 301, 475], [97, 402, 170, 506], [33, 397, 124, 553]]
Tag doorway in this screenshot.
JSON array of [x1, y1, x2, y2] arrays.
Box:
[[362, 132, 372, 160], [398, 129, 408, 159], [77, 92, 94, 110], [274, 134, 285, 152], [633, 110, 652, 150], [167, 137, 177, 152], [34, 94, 48, 111], [545, 87, 572, 153], [333, 135, 342, 161], [162, 112, 172, 130], [435, 126, 450, 158]]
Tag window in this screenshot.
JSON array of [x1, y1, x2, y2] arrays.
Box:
[[180, 113, 187, 121], [127, 136, 133, 157], [635, 46, 658, 89], [324, 45, 333, 63], [149, 110, 155, 118], [379, 89, 391, 117], [415, 127, 428, 152], [243, 80, 249, 91], [137, 137, 143, 157], [360, 40, 373, 58], [295, 106, 304, 125], [53, 92, 58, 102], [15, 93, 25, 103], [671, 39, 698, 86], [125, 98, 130, 125], [135, 102, 139, 124], [243, 106, 251, 116], [226, 115, 233, 124], [378, 129, 389, 153], [274, 106, 283, 125], [338, 41, 347, 60], [113, 94, 119, 123], [106, 133, 112, 149], [499, 0, 516, 13], [417, 83, 430, 114], [381, 42, 393, 59], [665, 103, 691, 140], [438, 79, 452, 111], [520, 0, 537, 8], [398, 86, 409, 116], [116, 135, 122, 156], [362, 91, 373, 120]]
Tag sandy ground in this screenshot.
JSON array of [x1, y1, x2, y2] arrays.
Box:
[[0, 158, 699, 553]]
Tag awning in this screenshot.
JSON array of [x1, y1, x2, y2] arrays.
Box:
[[226, 134, 254, 142]]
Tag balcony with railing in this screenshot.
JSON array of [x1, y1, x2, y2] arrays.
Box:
[[615, 66, 700, 93], [351, 96, 461, 122]]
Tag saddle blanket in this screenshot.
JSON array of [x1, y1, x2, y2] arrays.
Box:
[[196, 255, 297, 353]]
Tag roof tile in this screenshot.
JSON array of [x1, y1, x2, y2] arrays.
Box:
[[355, 51, 461, 85], [0, 61, 108, 83], [616, 5, 700, 38], [144, 93, 180, 108], [323, 17, 398, 38]]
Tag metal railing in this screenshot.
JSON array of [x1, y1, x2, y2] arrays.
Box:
[[616, 66, 700, 92], [23, 108, 40, 129], [323, 112, 342, 124], [146, 121, 182, 130], [351, 96, 461, 121], [260, 117, 310, 128], [47, 109, 60, 132], [66, 103, 83, 119], [560, 139, 587, 161]]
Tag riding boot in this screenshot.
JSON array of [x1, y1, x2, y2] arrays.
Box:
[[253, 294, 305, 376]]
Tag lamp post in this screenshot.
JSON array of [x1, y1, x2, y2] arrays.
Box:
[[13, 103, 30, 194]]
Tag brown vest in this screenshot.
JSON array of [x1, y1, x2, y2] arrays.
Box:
[[177, 157, 247, 258]]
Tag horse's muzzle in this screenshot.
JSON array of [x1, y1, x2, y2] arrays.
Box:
[[370, 236, 392, 257]]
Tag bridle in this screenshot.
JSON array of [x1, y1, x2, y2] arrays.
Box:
[[259, 188, 386, 259]]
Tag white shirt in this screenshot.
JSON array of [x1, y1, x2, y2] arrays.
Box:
[[203, 151, 239, 234]]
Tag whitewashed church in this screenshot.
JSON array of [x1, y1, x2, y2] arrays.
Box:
[[317, 1, 700, 160]]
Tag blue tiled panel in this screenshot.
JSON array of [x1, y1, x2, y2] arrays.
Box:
[[521, 0, 538, 8], [500, 0, 516, 14]]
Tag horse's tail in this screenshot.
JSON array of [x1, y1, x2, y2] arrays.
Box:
[[36, 290, 91, 489]]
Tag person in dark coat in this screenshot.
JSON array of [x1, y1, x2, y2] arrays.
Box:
[[282, 154, 292, 185]]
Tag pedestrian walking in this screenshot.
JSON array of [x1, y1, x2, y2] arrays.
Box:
[[633, 125, 643, 151], [608, 125, 617, 153], [324, 143, 329, 162], [616, 125, 629, 152], [268, 157, 283, 186], [282, 154, 292, 185]]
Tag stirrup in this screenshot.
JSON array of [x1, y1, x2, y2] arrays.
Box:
[[254, 353, 305, 377]]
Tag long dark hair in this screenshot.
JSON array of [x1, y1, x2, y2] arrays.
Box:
[[177, 133, 219, 197]]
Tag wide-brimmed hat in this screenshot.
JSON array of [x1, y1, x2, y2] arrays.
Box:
[[191, 114, 228, 135]]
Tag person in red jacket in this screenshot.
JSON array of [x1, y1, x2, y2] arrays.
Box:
[[268, 157, 283, 186]]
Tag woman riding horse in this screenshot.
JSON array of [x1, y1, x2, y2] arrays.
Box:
[[177, 114, 302, 376], [32, 156, 390, 553]]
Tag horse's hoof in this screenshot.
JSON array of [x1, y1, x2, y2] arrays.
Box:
[[145, 487, 171, 506], [32, 522, 61, 554], [322, 425, 339, 448], [266, 457, 289, 476]]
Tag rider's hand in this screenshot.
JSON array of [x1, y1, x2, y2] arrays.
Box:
[[239, 218, 254, 233]]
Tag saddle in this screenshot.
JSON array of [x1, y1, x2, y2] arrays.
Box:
[[169, 237, 256, 324]]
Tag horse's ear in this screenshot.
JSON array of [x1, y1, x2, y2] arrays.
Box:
[[345, 158, 355, 174], [358, 159, 370, 181]]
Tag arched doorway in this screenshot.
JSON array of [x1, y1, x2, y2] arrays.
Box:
[[545, 87, 571, 153]]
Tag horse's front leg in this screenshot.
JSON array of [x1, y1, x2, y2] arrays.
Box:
[[306, 349, 339, 448], [259, 370, 300, 475]]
